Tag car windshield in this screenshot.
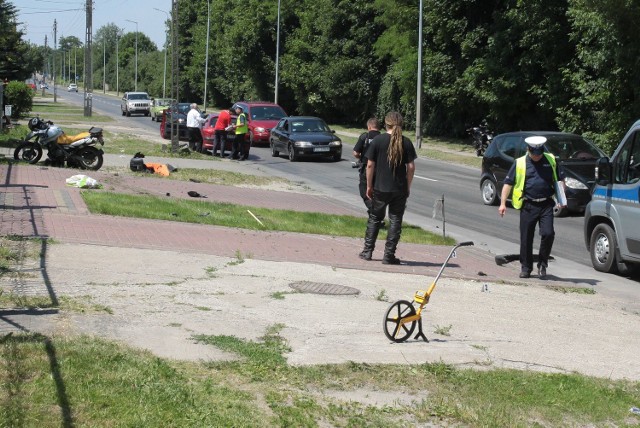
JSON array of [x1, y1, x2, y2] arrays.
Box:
[[157, 99, 173, 106], [129, 93, 149, 100], [176, 104, 191, 114], [545, 135, 605, 160], [291, 119, 330, 133], [250, 106, 286, 120]]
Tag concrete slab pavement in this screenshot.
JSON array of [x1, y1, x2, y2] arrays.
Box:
[[2, 157, 640, 381]]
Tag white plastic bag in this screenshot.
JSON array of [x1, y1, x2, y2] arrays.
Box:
[[66, 174, 102, 189]]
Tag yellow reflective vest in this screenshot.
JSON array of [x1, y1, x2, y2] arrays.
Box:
[[235, 113, 248, 135], [511, 153, 558, 210]]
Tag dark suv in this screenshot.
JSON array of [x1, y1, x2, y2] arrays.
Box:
[[479, 131, 605, 216], [231, 101, 287, 145]]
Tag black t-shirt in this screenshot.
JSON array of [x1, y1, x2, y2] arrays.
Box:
[[353, 130, 381, 171], [365, 133, 417, 193]]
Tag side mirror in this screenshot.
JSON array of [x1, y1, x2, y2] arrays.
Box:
[[595, 156, 611, 186]]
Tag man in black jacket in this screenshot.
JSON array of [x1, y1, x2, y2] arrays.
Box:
[[352, 117, 381, 214]]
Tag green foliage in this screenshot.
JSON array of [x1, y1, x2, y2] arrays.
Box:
[[0, 0, 30, 81], [22, 1, 640, 147], [4, 81, 34, 118]]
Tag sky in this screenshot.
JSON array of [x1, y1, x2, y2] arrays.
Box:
[[17, 0, 168, 49]]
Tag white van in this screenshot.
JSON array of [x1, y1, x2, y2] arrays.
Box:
[[584, 120, 640, 274]]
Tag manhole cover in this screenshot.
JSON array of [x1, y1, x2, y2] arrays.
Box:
[[289, 281, 360, 296]]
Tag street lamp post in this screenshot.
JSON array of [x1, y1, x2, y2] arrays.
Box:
[[116, 31, 120, 96], [203, 0, 211, 111], [153, 8, 170, 98], [275, 0, 281, 105], [103, 39, 106, 93], [125, 19, 138, 91], [415, 0, 424, 149]]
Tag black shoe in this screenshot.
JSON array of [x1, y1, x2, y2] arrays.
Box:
[[359, 251, 372, 261], [519, 271, 531, 278], [382, 256, 401, 265], [213, 153, 220, 157], [538, 266, 547, 279]]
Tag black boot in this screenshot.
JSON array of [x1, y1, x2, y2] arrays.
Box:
[[360, 217, 382, 260], [382, 213, 402, 264]]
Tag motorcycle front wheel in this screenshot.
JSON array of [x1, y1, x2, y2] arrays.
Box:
[[76, 147, 104, 170], [14, 142, 43, 164]]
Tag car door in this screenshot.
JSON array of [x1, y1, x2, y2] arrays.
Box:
[[611, 130, 640, 258], [273, 119, 289, 151]]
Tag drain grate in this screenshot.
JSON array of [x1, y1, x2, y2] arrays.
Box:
[[289, 281, 360, 296]]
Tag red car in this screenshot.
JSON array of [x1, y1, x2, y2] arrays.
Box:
[[231, 101, 287, 145], [200, 114, 249, 155]]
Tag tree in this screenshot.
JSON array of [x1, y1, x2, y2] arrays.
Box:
[[281, 0, 384, 122], [559, 0, 640, 153], [0, 0, 30, 81]]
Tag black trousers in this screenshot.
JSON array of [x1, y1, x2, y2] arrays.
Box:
[[358, 171, 372, 214], [519, 199, 555, 273], [213, 130, 227, 155], [188, 127, 202, 152], [367, 190, 408, 257], [231, 133, 249, 159]]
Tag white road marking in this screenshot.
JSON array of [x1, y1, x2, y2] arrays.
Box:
[[415, 175, 438, 182]]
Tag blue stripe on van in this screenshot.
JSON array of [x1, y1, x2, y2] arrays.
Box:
[[592, 186, 640, 203]]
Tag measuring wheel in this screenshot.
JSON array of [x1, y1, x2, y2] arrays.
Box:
[[383, 300, 417, 342]]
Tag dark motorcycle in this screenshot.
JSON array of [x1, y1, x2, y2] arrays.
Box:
[[466, 122, 493, 157], [14, 117, 105, 170]]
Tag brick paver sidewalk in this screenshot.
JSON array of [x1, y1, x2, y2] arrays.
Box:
[[0, 163, 521, 281]]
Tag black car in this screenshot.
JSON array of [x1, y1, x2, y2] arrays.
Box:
[[480, 131, 606, 216], [269, 116, 342, 162], [160, 103, 207, 140]]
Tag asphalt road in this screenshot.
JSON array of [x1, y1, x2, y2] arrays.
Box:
[[52, 87, 638, 284]]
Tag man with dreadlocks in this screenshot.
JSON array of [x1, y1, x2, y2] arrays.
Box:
[[359, 111, 417, 264]]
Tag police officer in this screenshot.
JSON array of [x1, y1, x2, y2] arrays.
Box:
[[231, 106, 249, 160], [498, 136, 566, 279], [352, 117, 381, 214]]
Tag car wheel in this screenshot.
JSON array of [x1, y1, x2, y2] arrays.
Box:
[[270, 142, 279, 157], [553, 205, 568, 217], [332, 153, 341, 162], [126, 110, 131, 117], [288, 143, 297, 162], [590, 223, 617, 273], [121, 109, 125, 116], [480, 178, 499, 206]]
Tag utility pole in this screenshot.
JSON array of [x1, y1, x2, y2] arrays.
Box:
[[275, 0, 281, 105], [84, 0, 93, 116], [43, 35, 48, 96], [53, 19, 57, 103], [415, 0, 424, 149], [170, 0, 180, 152], [103, 39, 106, 93], [203, 0, 211, 111]]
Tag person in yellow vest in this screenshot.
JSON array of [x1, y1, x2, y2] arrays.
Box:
[[230, 105, 249, 160], [498, 136, 566, 279]]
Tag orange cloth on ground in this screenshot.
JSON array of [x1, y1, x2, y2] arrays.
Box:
[[144, 163, 170, 177]]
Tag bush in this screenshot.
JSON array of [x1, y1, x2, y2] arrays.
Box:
[[4, 81, 34, 119]]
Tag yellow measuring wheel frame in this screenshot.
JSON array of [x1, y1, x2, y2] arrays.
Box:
[[383, 241, 474, 343]]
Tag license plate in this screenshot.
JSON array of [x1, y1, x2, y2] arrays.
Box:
[[314, 146, 330, 152]]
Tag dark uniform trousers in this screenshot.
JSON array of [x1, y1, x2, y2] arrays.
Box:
[[520, 198, 555, 273], [358, 170, 372, 214]]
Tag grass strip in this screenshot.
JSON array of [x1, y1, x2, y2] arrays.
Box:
[[1, 333, 638, 427], [81, 191, 455, 245]]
